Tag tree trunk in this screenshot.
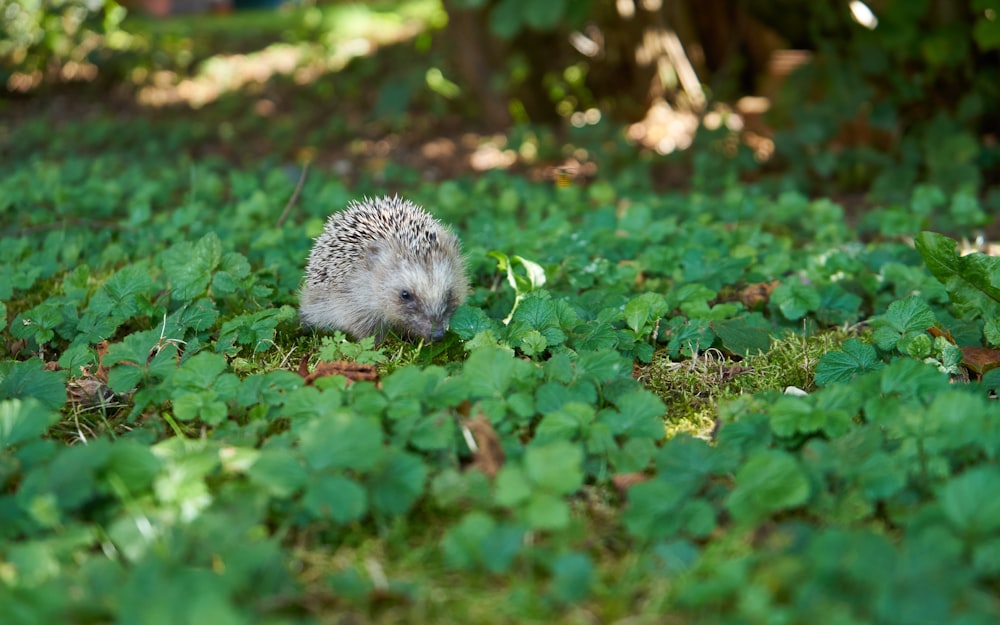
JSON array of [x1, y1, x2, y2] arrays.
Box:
[[442, 1, 511, 131]]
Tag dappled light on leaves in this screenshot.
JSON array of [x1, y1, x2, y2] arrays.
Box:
[[4, 0, 1000, 622]]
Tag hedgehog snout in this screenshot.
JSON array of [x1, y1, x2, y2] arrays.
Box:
[[413, 310, 452, 342]]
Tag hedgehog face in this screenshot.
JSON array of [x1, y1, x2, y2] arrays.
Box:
[[367, 239, 467, 342]]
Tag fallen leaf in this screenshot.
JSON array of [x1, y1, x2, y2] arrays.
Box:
[[94, 340, 110, 383], [961, 346, 1000, 375], [464, 415, 505, 477], [298, 358, 379, 385], [928, 326, 956, 344], [612, 473, 649, 494], [67, 369, 119, 409], [740, 280, 780, 310]]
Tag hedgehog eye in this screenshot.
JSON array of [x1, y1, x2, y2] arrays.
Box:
[[400, 289, 412, 302]]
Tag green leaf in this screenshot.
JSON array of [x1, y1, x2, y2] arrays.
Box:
[[535, 402, 592, 443], [0, 399, 59, 449], [915, 231, 1000, 320], [514, 291, 558, 330], [214, 251, 251, 294], [162, 233, 223, 301], [576, 349, 627, 383], [441, 512, 523, 573], [303, 475, 367, 523], [602, 389, 665, 439], [870, 295, 936, 351], [106, 329, 159, 367], [769, 395, 851, 438], [248, 448, 307, 498], [854, 451, 906, 501], [216, 307, 295, 355], [665, 317, 715, 358], [491, 251, 546, 294], [173, 351, 228, 390], [877, 357, 950, 402], [10, 301, 68, 344], [489, 0, 526, 38], [518, 330, 548, 356], [625, 293, 667, 334], [91, 263, 155, 318], [299, 412, 384, 472], [106, 442, 162, 494], [975, 9, 1000, 50], [462, 345, 532, 399], [624, 296, 651, 334], [441, 511, 497, 570], [622, 479, 688, 541], [646, 540, 700, 574], [610, 436, 656, 472], [379, 365, 426, 401], [815, 283, 863, 325], [656, 435, 739, 491], [940, 466, 1000, 540], [771, 282, 821, 321], [549, 551, 594, 603], [367, 450, 427, 516], [711, 315, 772, 356], [524, 0, 566, 29], [726, 450, 811, 525], [449, 305, 498, 340], [524, 492, 571, 530], [815, 339, 883, 386], [0, 360, 66, 411], [151, 439, 218, 518], [524, 440, 584, 495], [496, 465, 533, 506], [491, 251, 547, 323], [408, 411, 456, 451], [173, 391, 227, 424]]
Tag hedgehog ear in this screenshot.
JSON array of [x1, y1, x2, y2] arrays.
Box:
[[364, 240, 387, 268]]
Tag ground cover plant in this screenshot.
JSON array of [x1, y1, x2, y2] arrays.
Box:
[[4, 2, 1000, 624]]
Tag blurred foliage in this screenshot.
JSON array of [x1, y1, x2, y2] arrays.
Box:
[[766, 0, 1000, 198], [0, 0, 128, 79], [2, 0, 998, 199]]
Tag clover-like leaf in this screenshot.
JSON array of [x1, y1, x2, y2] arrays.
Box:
[[726, 450, 811, 525], [815, 339, 883, 386]]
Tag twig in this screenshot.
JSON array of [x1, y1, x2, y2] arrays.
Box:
[[277, 162, 310, 228]]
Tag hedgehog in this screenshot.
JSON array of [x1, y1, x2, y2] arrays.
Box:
[[300, 195, 468, 343]]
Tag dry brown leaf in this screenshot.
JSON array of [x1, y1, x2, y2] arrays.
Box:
[[719, 364, 753, 383], [928, 326, 956, 344], [94, 340, 110, 383], [7, 338, 27, 354], [612, 473, 650, 494], [298, 356, 379, 386], [67, 364, 118, 409], [464, 415, 505, 477], [740, 280, 780, 310], [961, 346, 1000, 375]]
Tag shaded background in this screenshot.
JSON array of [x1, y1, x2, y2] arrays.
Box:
[[2, 0, 998, 205]]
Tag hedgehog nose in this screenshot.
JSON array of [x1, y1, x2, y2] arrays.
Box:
[[431, 327, 446, 342]]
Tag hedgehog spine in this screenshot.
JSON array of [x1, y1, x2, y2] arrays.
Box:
[[300, 195, 468, 342]]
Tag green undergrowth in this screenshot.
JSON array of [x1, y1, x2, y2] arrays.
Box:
[[640, 329, 856, 439], [4, 123, 1000, 623]]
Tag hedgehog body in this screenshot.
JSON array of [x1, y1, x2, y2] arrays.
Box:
[[300, 195, 467, 342]]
